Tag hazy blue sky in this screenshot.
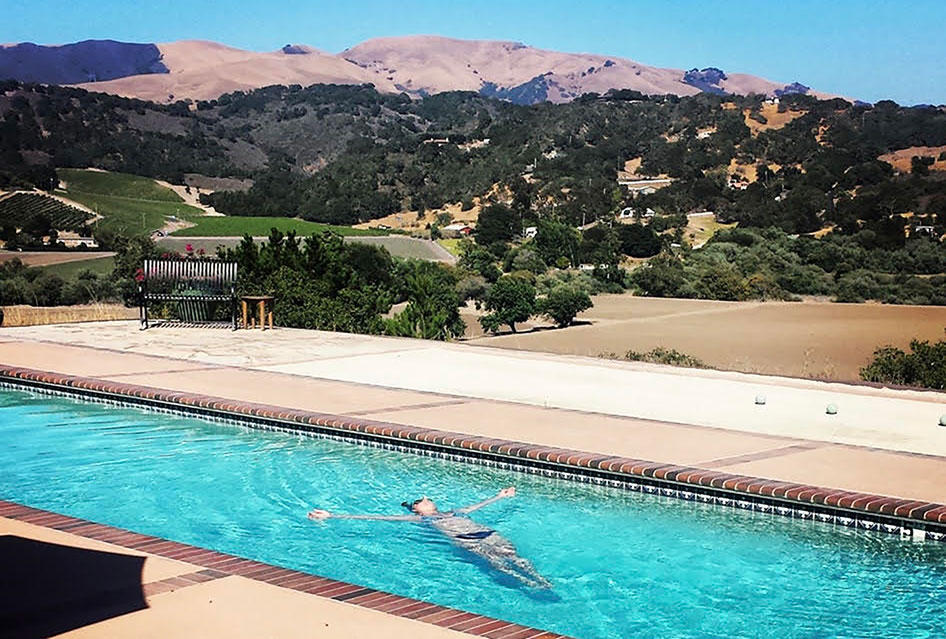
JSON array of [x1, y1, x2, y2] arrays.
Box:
[[5, 0, 945, 104]]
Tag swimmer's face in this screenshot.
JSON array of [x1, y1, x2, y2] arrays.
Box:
[[411, 497, 437, 515]]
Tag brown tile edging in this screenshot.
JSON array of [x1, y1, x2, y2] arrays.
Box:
[[141, 568, 229, 597], [1, 364, 946, 533], [0, 500, 568, 639]]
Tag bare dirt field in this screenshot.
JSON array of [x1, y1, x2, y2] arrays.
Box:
[[0, 250, 115, 267], [470, 295, 946, 382]]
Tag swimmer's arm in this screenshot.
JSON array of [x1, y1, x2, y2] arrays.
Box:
[[308, 509, 421, 522], [455, 486, 516, 514]]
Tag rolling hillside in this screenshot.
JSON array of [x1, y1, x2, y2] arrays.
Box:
[[1, 36, 818, 104], [341, 35, 799, 104], [56, 169, 203, 235], [0, 40, 167, 84], [70, 41, 398, 103]]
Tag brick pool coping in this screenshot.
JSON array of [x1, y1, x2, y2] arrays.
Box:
[[0, 500, 566, 639], [2, 363, 946, 532]]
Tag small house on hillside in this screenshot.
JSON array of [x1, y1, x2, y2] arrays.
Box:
[[616, 175, 673, 195], [618, 207, 655, 220], [442, 223, 473, 238]]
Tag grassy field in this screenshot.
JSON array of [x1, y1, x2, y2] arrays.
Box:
[[472, 295, 946, 382], [170, 216, 387, 237], [59, 169, 182, 201], [57, 169, 202, 236], [436, 238, 463, 257], [37, 255, 115, 279], [684, 214, 736, 248]]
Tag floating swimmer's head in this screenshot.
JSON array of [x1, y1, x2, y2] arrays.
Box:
[[401, 496, 438, 515]]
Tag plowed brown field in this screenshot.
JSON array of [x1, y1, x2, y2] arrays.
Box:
[[472, 295, 946, 382]]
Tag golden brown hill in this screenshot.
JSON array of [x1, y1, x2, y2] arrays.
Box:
[[74, 41, 397, 103], [40, 36, 821, 104]]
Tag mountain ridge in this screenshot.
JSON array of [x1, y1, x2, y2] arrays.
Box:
[[0, 36, 822, 105]]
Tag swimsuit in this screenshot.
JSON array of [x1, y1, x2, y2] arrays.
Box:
[[415, 511, 495, 541], [454, 529, 495, 540]]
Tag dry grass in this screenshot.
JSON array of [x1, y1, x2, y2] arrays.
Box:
[[810, 225, 837, 239], [727, 159, 758, 182], [878, 146, 946, 174], [353, 184, 513, 233], [353, 201, 480, 233], [726, 159, 784, 183], [744, 103, 804, 136], [623, 157, 643, 175], [1, 304, 137, 327]]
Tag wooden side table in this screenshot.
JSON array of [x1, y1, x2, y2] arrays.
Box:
[[240, 295, 274, 330]]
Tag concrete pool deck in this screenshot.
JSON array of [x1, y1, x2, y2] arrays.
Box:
[[2, 321, 946, 636]]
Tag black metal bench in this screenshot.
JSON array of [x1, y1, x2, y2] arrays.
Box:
[[138, 259, 238, 329]]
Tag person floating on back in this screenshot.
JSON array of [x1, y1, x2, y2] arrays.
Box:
[[308, 486, 551, 589]]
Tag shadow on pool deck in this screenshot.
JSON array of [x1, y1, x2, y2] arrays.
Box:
[[0, 535, 147, 639]]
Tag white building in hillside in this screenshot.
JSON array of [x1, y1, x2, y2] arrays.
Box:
[[55, 231, 99, 248], [618, 207, 655, 220]]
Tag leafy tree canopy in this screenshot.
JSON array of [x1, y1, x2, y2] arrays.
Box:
[[479, 274, 537, 333], [474, 204, 521, 246], [539, 285, 593, 327]]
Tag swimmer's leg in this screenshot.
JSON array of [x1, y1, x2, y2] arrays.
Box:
[[473, 538, 551, 588], [506, 556, 552, 589], [482, 553, 544, 587]]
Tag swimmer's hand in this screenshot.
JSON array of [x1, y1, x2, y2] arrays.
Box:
[[308, 509, 331, 520], [498, 486, 516, 498]]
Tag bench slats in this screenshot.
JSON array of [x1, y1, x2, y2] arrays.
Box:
[[139, 259, 238, 329]]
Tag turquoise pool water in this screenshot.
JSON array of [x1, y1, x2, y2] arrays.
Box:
[[1, 387, 945, 638]]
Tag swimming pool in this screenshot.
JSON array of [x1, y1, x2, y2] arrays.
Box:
[[2, 387, 945, 638]]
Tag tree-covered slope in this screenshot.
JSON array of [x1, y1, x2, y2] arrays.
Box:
[[2, 80, 945, 239]]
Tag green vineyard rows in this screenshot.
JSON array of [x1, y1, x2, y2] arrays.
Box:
[[0, 192, 93, 231]]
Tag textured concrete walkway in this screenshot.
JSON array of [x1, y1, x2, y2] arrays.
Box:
[[1, 323, 945, 503]]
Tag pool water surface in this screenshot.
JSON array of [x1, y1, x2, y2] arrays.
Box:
[[1, 388, 945, 638]]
